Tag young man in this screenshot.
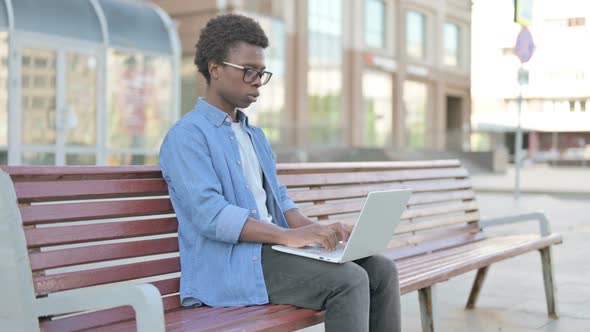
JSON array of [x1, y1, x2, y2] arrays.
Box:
[[159, 14, 401, 332]]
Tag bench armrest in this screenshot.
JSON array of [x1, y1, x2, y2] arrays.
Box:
[[33, 283, 164, 332], [479, 212, 551, 236]]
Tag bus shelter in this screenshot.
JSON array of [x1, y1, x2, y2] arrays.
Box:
[[0, 0, 180, 165]]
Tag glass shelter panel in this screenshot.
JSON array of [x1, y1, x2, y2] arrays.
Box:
[[12, 0, 102, 42], [99, 0, 171, 54], [65, 53, 97, 147], [107, 51, 173, 165], [0, 32, 7, 163], [21, 48, 57, 146], [0, 0, 8, 29], [0, 32, 7, 146]]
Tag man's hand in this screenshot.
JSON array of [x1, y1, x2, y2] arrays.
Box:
[[281, 222, 353, 251]]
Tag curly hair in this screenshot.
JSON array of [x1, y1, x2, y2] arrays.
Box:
[[195, 14, 269, 84]]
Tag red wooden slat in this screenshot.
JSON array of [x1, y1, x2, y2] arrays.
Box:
[[219, 308, 325, 332], [25, 217, 178, 247], [86, 305, 296, 332], [279, 168, 469, 187], [20, 198, 174, 225], [386, 231, 485, 261], [34, 257, 180, 295], [165, 305, 295, 332], [29, 237, 179, 271], [40, 294, 181, 332], [276, 159, 461, 173], [14, 178, 169, 203], [2, 165, 161, 182], [151, 278, 180, 296]]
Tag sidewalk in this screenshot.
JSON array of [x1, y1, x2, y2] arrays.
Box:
[[471, 164, 590, 197]]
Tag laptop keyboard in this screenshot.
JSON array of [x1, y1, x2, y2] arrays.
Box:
[[304, 242, 346, 258]]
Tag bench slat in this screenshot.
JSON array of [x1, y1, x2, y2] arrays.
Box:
[[396, 211, 480, 234], [278, 168, 469, 187], [2, 165, 161, 181], [94, 305, 297, 332], [20, 198, 174, 225], [290, 183, 474, 205], [389, 223, 481, 249], [398, 234, 563, 294], [387, 230, 485, 261], [403, 201, 478, 220], [25, 218, 178, 248], [302, 199, 477, 220], [152, 277, 180, 296], [217, 308, 325, 332], [276, 160, 461, 174], [34, 257, 180, 295], [14, 178, 169, 203], [29, 237, 179, 271]]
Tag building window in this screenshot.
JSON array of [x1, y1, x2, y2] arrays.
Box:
[[107, 51, 173, 165], [406, 10, 426, 60], [365, 0, 386, 49], [243, 16, 286, 144], [362, 70, 392, 146], [443, 22, 460, 67], [403, 80, 428, 147], [308, 0, 343, 145], [0, 32, 7, 164]]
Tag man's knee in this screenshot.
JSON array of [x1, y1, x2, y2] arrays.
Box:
[[366, 255, 397, 276], [334, 263, 370, 294]]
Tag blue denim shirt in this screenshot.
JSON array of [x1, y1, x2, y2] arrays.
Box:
[[159, 98, 297, 307]]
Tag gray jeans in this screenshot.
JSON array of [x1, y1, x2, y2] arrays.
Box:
[[261, 245, 401, 332]]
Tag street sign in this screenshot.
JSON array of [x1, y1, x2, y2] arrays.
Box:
[[514, 0, 533, 26], [515, 26, 535, 63], [518, 67, 529, 85]]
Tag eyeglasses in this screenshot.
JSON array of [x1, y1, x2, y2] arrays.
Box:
[[221, 61, 273, 85]]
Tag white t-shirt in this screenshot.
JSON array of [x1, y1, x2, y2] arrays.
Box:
[[231, 122, 273, 223]]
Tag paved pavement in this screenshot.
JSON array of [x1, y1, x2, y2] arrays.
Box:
[[471, 164, 590, 197], [302, 166, 590, 331]]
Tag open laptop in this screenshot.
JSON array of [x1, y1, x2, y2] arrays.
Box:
[[272, 189, 411, 263]]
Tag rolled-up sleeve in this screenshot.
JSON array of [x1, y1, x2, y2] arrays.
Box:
[[160, 126, 248, 244], [277, 183, 297, 213]]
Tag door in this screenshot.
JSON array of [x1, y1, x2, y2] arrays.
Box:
[[445, 95, 463, 151], [16, 39, 100, 165]]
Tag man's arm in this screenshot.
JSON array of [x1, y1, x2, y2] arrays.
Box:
[[240, 209, 354, 250], [240, 217, 347, 251], [284, 209, 315, 228]]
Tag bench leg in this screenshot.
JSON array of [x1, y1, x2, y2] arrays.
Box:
[[539, 247, 559, 319], [465, 265, 489, 309], [418, 285, 439, 332]]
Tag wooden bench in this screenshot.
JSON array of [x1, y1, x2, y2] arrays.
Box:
[[0, 160, 562, 332]]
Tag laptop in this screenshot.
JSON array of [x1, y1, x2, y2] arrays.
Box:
[[272, 189, 411, 263]]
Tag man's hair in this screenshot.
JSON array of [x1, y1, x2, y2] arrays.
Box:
[[195, 14, 269, 84]]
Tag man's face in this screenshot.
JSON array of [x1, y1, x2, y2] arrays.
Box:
[[214, 42, 266, 110]]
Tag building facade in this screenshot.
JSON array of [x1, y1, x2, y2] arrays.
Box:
[[471, 0, 590, 164], [152, 0, 472, 162]]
